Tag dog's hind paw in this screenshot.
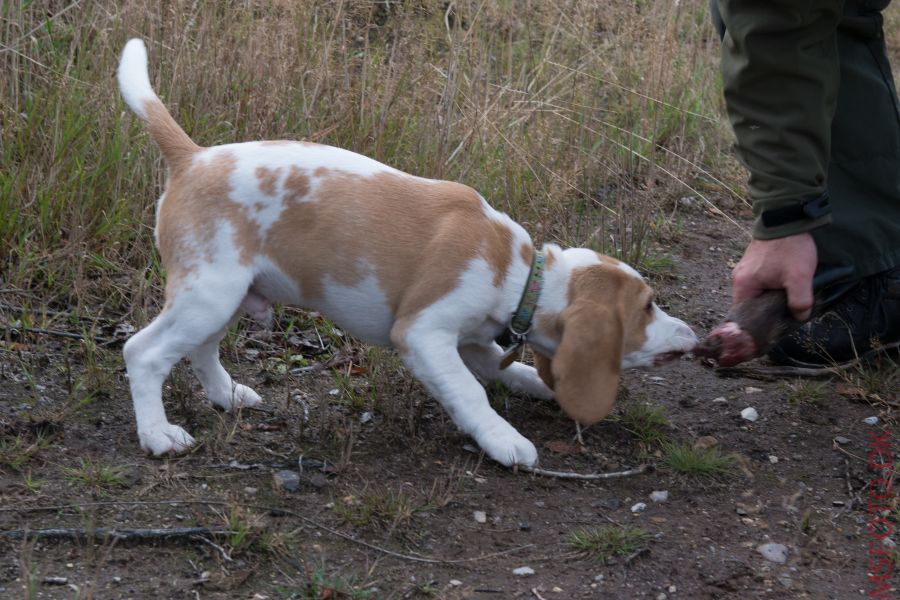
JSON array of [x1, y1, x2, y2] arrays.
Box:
[[139, 423, 196, 456], [208, 383, 262, 411], [230, 383, 262, 408]]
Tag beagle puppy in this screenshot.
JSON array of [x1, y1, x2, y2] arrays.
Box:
[[117, 40, 697, 467]]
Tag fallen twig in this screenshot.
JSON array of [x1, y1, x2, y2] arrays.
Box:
[[0, 500, 533, 565], [206, 457, 335, 473], [0, 325, 113, 346], [191, 534, 234, 562], [518, 464, 648, 480], [0, 527, 230, 542], [624, 547, 650, 565]]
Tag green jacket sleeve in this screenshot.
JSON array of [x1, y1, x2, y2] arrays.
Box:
[[717, 0, 842, 239]]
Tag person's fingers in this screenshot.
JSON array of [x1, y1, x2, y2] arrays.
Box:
[[731, 263, 760, 305], [784, 276, 814, 321]]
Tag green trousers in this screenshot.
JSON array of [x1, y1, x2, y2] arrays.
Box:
[[712, 0, 900, 284]]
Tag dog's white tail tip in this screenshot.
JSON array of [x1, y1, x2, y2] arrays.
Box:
[[117, 38, 156, 120]]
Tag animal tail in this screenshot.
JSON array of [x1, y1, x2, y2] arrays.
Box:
[[117, 39, 201, 172]]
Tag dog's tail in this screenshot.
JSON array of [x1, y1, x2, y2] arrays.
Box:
[[117, 39, 201, 173]]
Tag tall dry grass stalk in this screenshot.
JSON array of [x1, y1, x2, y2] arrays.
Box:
[[2, 0, 740, 317]]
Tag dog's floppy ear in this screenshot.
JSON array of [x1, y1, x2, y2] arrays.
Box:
[[533, 350, 555, 390], [538, 301, 623, 425]]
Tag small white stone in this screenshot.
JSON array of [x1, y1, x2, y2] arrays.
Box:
[[864, 416, 879, 426], [768, 455, 779, 464], [473, 510, 487, 524], [757, 542, 789, 564], [551, 587, 563, 593], [449, 579, 462, 587], [649, 490, 669, 503], [656, 593, 667, 600], [328, 388, 340, 396], [668, 585, 677, 593], [741, 407, 759, 422], [631, 502, 647, 513], [745, 386, 763, 394], [512, 566, 535, 577], [712, 396, 727, 404], [360, 411, 373, 424]]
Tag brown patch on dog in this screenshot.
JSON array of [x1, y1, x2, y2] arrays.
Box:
[[283, 166, 310, 205], [265, 171, 516, 319], [543, 247, 556, 270], [519, 242, 532, 266], [157, 152, 261, 296], [596, 252, 620, 266], [255, 166, 282, 196], [485, 221, 513, 287]]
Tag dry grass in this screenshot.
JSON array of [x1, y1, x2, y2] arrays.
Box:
[[2, 0, 740, 322]]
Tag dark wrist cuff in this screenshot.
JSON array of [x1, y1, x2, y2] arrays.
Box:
[[753, 192, 833, 240], [760, 192, 831, 228]]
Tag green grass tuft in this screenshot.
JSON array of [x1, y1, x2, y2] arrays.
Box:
[[661, 441, 735, 481], [63, 458, 129, 495], [783, 380, 828, 406], [566, 525, 651, 563], [614, 402, 670, 446]]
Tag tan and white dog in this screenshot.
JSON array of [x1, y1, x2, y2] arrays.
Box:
[[118, 39, 697, 467]]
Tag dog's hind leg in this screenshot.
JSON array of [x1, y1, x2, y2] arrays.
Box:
[[188, 326, 261, 411], [123, 270, 253, 455]]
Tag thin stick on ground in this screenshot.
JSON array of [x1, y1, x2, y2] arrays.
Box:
[[0, 500, 533, 565], [519, 464, 648, 480], [0, 325, 113, 345], [0, 527, 231, 542], [191, 534, 234, 562]]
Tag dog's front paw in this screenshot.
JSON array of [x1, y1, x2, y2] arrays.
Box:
[[501, 364, 554, 400], [139, 423, 196, 456], [476, 423, 538, 467]]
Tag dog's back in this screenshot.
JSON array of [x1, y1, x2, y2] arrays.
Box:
[[117, 40, 528, 345]]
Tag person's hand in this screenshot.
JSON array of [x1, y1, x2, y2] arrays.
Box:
[[731, 233, 817, 321]]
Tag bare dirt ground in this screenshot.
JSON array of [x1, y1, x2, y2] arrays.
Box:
[[1, 207, 897, 599]]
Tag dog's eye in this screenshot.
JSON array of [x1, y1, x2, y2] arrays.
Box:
[[645, 301, 653, 313]]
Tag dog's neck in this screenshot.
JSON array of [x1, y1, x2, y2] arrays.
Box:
[[522, 243, 568, 357]]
